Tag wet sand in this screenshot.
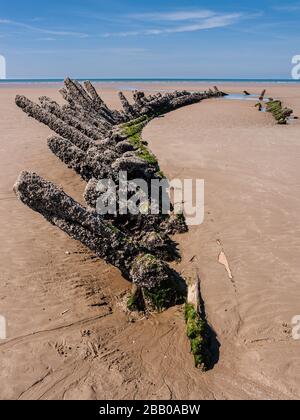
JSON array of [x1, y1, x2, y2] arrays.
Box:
[[0, 83, 300, 399]]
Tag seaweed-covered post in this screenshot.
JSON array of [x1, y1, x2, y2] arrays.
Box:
[[185, 272, 212, 370]]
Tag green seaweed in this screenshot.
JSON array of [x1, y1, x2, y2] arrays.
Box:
[[155, 170, 166, 179], [142, 265, 185, 312], [127, 254, 185, 312], [144, 281, 184, 312], [123, 121, 147, 137], [127, 133, 141, 148], [184, 303, 209, 370], [137, 146, 158, 165], [122, 115, 149, 128], [265, 100, 293, 125], [122, 117, 158, 165], [143, 284, 174, 312], [127, 285, 144, 312], [184, 303, 199, 322], [127, 294, 139, 311]]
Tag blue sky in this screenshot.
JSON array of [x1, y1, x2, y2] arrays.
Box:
[[0, 0, 300, 78]]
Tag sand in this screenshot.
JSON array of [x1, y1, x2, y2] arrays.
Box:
[[0, 82, 300, 400]]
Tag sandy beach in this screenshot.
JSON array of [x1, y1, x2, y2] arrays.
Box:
[[1, 82, 300, 400]]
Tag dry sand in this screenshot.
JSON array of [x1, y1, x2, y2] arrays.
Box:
[[0, 82, 300, 400]]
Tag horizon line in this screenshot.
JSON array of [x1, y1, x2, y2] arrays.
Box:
[[0, 77, 299, 82]]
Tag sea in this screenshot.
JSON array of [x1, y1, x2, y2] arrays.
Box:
[[0, 78, 299, 85]]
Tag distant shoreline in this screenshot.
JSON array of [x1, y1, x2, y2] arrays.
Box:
[[0, 78, 300, 86]]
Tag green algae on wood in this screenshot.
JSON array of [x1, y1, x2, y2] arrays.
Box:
[[184, 303, 209, 370], [122, 118, 158, 165], [265, 100, 293, 125]]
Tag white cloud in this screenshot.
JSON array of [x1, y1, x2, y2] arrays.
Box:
[[129, 10, 215, 21], [103, 11, 243, 37], [0, 18, 88, 38], [38, 37, 57, 41], [10, 47, 147, 55]]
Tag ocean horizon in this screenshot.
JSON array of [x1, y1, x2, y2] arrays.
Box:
[[0, 77, 299, 85]]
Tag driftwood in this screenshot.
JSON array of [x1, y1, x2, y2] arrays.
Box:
[[14, 78, 226, 311]]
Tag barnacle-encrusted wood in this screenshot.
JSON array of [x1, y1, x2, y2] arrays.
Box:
[[14, 78, 226, 310]]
